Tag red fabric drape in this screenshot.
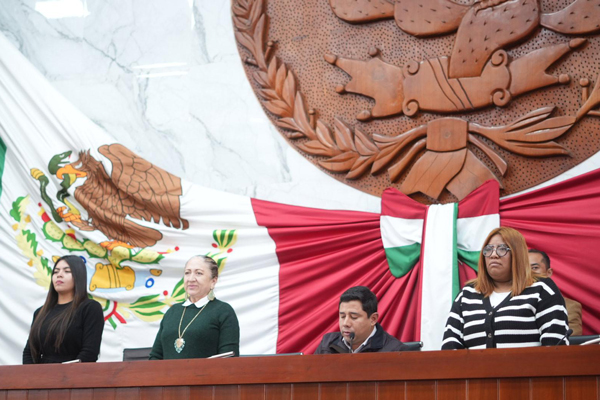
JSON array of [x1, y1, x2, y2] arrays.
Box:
[[251, 199, 419, 354], [253, 168, 600, 354], [500, 168, 600, 335]]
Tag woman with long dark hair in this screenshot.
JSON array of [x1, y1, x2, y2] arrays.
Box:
[[23, 255, 104, 363]]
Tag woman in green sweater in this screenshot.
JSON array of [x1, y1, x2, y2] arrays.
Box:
[[149, 255, 240, 359]]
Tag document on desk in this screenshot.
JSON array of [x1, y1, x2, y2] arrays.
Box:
[[208, 351, 235, 359]]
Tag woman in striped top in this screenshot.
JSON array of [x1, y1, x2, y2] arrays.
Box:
[[442, 227, 569, 350]]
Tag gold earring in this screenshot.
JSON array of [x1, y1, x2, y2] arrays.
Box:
[[208, 289, 215, 301]]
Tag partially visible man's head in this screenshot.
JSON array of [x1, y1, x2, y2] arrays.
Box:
[[528, 249, 552, 277], [338, 286, 379, 350]]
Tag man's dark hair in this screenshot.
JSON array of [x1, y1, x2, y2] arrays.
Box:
[[339, 286, 378, 317], [528, 249, 551, 270]]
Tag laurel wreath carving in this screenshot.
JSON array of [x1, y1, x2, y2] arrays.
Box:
[[232, 0, 379, 180], [232, 0, 600, 185]]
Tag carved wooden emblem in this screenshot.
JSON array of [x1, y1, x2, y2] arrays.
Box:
[[232, 0, 600, 203]]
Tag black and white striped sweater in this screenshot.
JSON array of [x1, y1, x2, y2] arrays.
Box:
[[442, 277, 569, 349]]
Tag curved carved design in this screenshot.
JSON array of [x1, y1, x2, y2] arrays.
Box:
[[326, 0, 599, 120], [327, 41, 587, 120], [232, 0, 600, 202], [449, 0, 540, 79], [233, 0, 379, 180], [394, 0, 469, 37], [541, 0, 600, 35], [369, 108, 575, 199], [329, 0, 394, 23]]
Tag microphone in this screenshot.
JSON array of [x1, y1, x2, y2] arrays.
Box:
[[349, 332, 355, 352], [555, 328, 573, 345]]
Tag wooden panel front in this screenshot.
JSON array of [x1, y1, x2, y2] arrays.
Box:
[[291, 383, 319, 399], [499, 378, 531, 400], [531, 377, 564, 400], [565, 376, 598, 400], [319, 382, 347, 400], [1, 379, 599, 400], [377, 381, 405, 400], [0, 347, 598, 399], [437, 380, 466, 400]]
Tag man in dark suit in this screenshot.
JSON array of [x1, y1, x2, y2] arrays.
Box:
[[529, 249, 583, 336], [314, 286, 405, 354]]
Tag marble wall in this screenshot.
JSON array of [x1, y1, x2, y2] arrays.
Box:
[[2, 0, 600, 211], [0, 0, 382, 213]]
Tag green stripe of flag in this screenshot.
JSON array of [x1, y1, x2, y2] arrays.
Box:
[[457, 248, 480, 271], [384, 243, 421, 278]]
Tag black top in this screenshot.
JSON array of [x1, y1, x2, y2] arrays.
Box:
[[23, 298, 105, 364], [314, 323, 406, 354]]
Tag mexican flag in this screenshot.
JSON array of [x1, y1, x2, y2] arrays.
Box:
[[0, 31, 284, 363]]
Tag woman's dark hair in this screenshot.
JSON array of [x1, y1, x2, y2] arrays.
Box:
[[27, 255, 89, 363], [339, 286, 378, 317]]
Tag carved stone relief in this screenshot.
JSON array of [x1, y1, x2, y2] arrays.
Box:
[[232, 0, 600, 204]]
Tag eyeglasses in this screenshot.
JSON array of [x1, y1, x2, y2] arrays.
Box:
[[482, 244, 511, 258]]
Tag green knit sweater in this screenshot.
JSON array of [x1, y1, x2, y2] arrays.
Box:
[[149, 299, 239, 359]]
